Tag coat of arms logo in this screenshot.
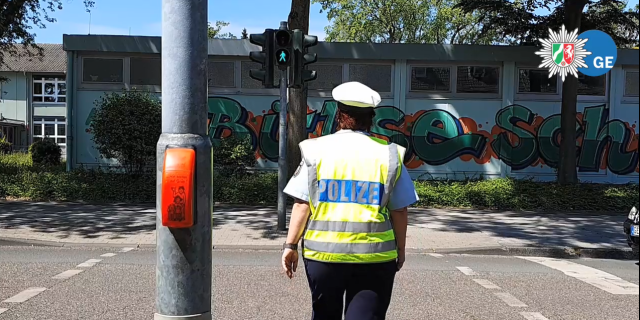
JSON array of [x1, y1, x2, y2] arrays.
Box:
[[535, 25, 592, 82]]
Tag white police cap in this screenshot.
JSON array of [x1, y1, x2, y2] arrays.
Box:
[[332, 81, 381, 108]]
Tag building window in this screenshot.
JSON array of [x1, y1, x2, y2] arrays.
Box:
[[518, 69, 558, 94], [577, 73, 607, 96], [624, 71, 639, 97], [410, 66, 451, 92], [33, 76, 66, 103], [240, 61, 280, 89], [1, 126, 16, 144], [33, 117, 66, 146], [456, 66, 500, 94], [349, 64, 393, 93], [82, 58, 124, 83], [308, 64, 343, 91], [130, 57, 161, 86], [208, 61, 236, 88]]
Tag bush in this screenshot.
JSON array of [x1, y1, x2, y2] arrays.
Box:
[[89, 90, 161, 174], [29, 139, 62, 166], [213, 134, 256, 176], [0, 136, 11, 154]]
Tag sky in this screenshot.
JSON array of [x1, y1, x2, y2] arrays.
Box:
[[32, 0, 640, 44], [33, 0, 330, 44]]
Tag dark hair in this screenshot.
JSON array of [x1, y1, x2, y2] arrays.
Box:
[[336, 102, 376, 132]]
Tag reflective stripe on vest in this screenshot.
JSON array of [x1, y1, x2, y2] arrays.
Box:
[[299, 131, 404, 264]]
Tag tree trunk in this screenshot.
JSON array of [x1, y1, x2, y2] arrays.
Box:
[[558, 0, 588, 185], [287, 0, 311, 181]]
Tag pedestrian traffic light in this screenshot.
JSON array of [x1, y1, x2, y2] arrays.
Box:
[[249, 29, 275, 88], [274, 30, 293, 70], [290, 30, 318, 88]]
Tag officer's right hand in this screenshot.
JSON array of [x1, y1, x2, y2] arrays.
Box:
[[282, 248, 299, 279], [397, 249, 406, 271]]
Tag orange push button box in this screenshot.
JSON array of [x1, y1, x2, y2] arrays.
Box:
[[161, 146, 196, 228]]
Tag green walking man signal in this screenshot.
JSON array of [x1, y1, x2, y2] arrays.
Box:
[[248, 27, 318, 88]]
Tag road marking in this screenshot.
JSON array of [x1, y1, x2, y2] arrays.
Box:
[[473, 279, 502, 290], [429, 253, 444, 258], [456, 267, 478, 276], [519, 257, 639, 295], [521, 312, 550, 320], [101, 253, 117, 258], [77, 259, 102, 268], [494, 292, 528, 307], [52, 269, 84, 280], [2, 287, 47, 303], [0, 308, 7, 315], [120, 247, 135, 253]]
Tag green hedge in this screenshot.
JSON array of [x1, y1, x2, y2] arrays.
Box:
[[1, 153, 638, 211]]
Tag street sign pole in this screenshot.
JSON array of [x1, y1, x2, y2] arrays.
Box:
[[155, 0, 212, 319], [277, 21, 289, 232]]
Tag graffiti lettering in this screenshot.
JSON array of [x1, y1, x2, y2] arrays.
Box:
[[83, 98, 639, 176]]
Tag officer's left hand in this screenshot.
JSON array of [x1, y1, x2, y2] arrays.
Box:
[[282, 248, 299, 279]]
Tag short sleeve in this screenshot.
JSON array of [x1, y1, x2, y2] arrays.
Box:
[[387, 165, 419, 211], [283, 160, 310, 202]]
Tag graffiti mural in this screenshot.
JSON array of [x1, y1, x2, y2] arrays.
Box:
[[205, 98, 639, 175]]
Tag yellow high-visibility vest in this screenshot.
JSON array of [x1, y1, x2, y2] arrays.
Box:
[[298, 130, 405, 263]]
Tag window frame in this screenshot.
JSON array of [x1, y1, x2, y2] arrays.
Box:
[[306, 60, 348, 98], [576, 72, 609, 103], [515, 66, 562, 101], [0, 126, 16, 145], [129, 56, 162, 89], [454, 64, 503, 99], [32, 75, 67, 104], [407, 61, 503, 100], [344, 60, 395, 99], [78, 54, 128, 91], [207, 57, 239, 95], [32, 117, 67, 147], [622, 68, 639, 104]]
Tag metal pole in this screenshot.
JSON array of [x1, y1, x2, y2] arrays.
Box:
[[277, 21, 289, 232], [156, 0, 212, 319]]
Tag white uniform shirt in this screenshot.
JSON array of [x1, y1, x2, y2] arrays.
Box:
[[284, 130, 420, 211]]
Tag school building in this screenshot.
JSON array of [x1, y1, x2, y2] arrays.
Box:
[[0, 44, 68, 156], [60, 34, 639, 184]]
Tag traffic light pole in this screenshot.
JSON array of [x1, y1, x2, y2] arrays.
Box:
[[155, 0, 212, 319], [277, 22, 289, 232]]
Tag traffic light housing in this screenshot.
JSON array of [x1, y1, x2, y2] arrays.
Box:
[[290, 30, 318, 88], [274, 30, 293, 70], [249, 29, 275, 88]]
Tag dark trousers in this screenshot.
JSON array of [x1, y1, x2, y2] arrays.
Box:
[[303, 258, 397, 320]]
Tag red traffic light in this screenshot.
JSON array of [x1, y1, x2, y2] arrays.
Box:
[[275, 30, 291, 47]]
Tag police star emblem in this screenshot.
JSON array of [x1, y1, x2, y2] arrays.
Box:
[[535, 25, 592, 82]]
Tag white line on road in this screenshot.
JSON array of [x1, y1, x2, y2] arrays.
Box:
[[519, 256, 639, 295], [473, 279, 502, 290], [2, 287, 47, 303], [0, 308, 7, 315], [120, 248, 135, 253], [52, 269, 84, 280], [77, 259, 102, 268], [101, 253, 117, 258], [494, 292, 528, 307], [521, 312, 550, 320], [456, 267, 478, 276], [429, 253, 444, 258]]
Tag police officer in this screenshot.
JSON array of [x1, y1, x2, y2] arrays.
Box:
[[281, 81, 419, 320]]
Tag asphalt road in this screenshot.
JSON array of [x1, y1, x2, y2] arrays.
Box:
[[0, 246, 638, 320]]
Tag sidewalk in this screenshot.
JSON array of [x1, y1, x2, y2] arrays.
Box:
[[0, 200, 634, 258]]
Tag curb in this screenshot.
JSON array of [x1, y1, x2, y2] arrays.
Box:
[[2, 237, 637, 260]]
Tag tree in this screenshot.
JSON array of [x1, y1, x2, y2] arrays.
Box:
[[456, 1, 638, 185], [208, 21, 237, 39], [89, 90, 161, 174], [286, 0, 312, 181], [313, 0, 499, 44], [241, 28, 249, 39], [0, 0, 95, 80]]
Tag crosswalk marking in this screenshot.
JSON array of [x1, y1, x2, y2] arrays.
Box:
[[521, 312, 550, 320], [473, 279, 501, 290], [120, 248, 135, 253], [77, 259, 102, 268], [0, 308, 8, 315], [494, 292, 528, 307], [2, 287, 47, 303], [429, 253, 444, 258], [456, 267, 478, 276], [519, 257, 639, 295], [101, 253, 117, 258], [52, 269, 84, 280]]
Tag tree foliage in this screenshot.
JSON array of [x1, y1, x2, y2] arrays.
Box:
[[208, 21, 237, 39], [313, 0, 499, 44], [241, 28, 249, 39], [455, 0, 639, 47], [0, 0, 95, 68], [89, 90, 161, 174], [29, 139, 61, 166]]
